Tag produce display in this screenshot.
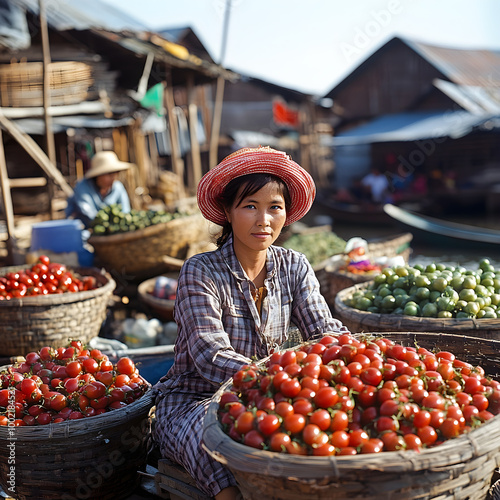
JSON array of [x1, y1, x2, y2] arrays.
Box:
[[218, 333, 499, 455], [281, 230, 346, 267], [0, 340, 149, 426], [0, 256, 98, 299], [343, 258, 500, 319], [91, 203, 187, 235]]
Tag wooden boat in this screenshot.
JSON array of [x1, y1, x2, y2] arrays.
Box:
[[314, 194, 394, 225], [383, 203, 500, 255]]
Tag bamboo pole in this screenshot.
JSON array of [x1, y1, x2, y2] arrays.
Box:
[[209, 76, 225, 168], [187, 74, 202, 190], [164, 70, 185, 198], [0, 110, 73, 196], [0, 128, 22, 264], [209, 0, 232, 168], [39, 0, 57, 218]]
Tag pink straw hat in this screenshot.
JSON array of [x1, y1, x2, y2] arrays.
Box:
[[197, 146, 316, 226]]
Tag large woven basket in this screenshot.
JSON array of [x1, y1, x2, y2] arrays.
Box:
[[0, 61, 92, 107], [335, 281, 500, 340], [0, 266, 115, 357], [315, 232, 413, 310], [88, 213, 211, 279], [0, 387, 154, 500], [203, 332, 500, 500]]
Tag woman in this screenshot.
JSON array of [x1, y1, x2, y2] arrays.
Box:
[[153, 146, 348, 499], [65, 150, 132, 228]]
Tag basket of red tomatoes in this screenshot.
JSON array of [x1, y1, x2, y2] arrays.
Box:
[[203, 331, 500, 500], [0, 340, 154, 500], [0, 256, 116, 357]]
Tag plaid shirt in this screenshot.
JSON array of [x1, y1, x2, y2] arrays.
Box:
[[153, 236, 348, 495], [155, 235, 348, 399]]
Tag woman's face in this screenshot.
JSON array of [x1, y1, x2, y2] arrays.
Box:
[[225, 181, 287, 255], [95, 172, 118, 192]]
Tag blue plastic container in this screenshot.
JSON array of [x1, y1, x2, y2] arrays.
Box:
[[30, 219, 94, 266]]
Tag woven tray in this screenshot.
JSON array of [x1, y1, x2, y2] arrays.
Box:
[[88, 213, 211, 279], [0, 387, 154, 500], [203, 332, 500, 500], [0, 61, 92, 107], [137, 273, 179, 322], [315, 233, 413, 309], [0, 266, 115, 357], [335, 282, 500, 340]]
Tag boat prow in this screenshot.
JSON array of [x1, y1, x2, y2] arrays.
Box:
[[383, 203, 500, 251]]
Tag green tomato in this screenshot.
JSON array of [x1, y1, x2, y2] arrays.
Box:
[[437, 310, 453, 318], [415, 287, 430, 301], [403, 301, 420, 316], [422, 302, 438, 318], [355, 297, 373, 311], [464, 301, 480, 316], [475, 284, 490, 298], [415, 275, 431, 288], [381, 295, 397, 310], [490, 294, 500, 306], [437, 296, 455, 312], [459, 288, 477, 302], [450, 275, 465, 291], [395, 294, 410, 307], [431, 277, 448, 292], [395, 266, 409, 277]]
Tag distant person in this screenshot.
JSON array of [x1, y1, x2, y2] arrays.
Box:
[[361, 166, 390, 203], [65, 151, 133, 228]]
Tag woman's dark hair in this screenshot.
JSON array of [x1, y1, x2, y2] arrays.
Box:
[[215, 173, 291, 248]]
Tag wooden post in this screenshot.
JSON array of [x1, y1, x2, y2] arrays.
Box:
[[39, 0, 57, 218], [164, 70, 185, 198], [187, 73, 202, 190], [0, 128, 23, 264], [209, 76, 225, 169], [209, 0, 232, 169]]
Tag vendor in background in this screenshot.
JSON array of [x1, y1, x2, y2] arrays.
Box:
[[153, 146, 349, 500], [361, 165, 392, 203], [65, 151, 132, 228]]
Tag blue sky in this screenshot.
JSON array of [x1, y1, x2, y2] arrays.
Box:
[[102, 0, 500, 96]]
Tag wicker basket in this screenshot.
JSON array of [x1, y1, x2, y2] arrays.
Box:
[[203, 332, 500, 500], [335, 281, 500, 340], [315, 233, 413, 309], [0, 61, 92, 107], [0, 266, 115, 357], [137, 273, 179, 322], [88, 213, 212, 279], [0, 387, 154, 500]]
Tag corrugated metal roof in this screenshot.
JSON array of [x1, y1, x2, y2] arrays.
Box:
[[407, 38, 500, 87], [434, 79, 500, 114], [329, 110, 500, 146], [17, 0, 148, 31], [326, 36, 500, 99]]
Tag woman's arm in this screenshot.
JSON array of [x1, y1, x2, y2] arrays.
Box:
[[290, 253, 349, 339], [174, 257, 253, 386]]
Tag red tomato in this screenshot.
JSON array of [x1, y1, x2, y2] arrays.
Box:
[[269, 432, 291, 452], [243, 430, 265, 449], [257, 414, 280, 436], [314, 387, 338, 409]]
